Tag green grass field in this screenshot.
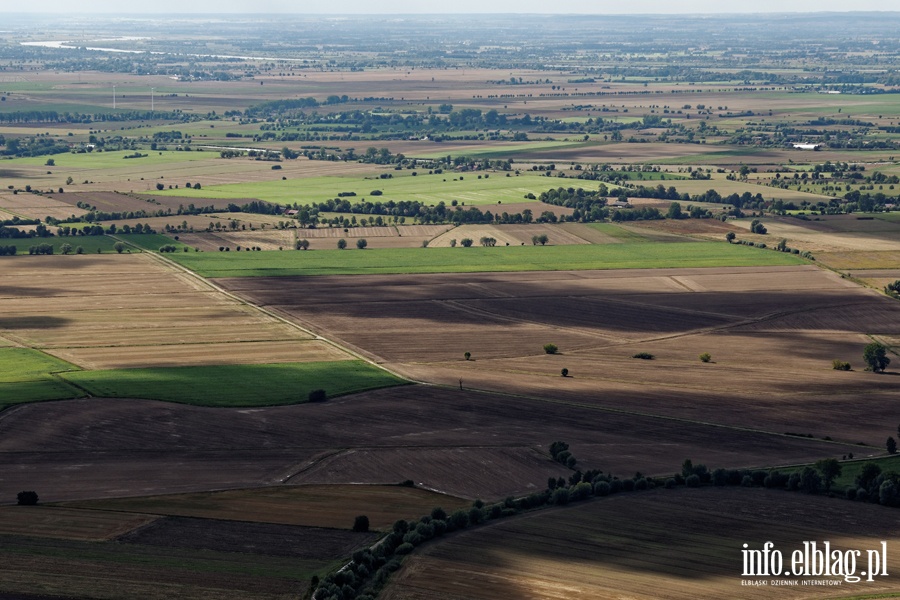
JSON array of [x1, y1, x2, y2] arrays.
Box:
[[168, 241, 806, 278], [60, 360, 406, 407], [150, 171, 582, 206], [39, 236, 124, 254], [832, 456, 900, 492], [0, 348, 84, 409], [4, 149, 216, 169]]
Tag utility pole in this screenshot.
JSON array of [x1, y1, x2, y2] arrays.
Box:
[[113, 85, 116, 109]]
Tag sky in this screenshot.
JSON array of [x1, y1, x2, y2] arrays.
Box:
[[8, 1, 900, 14]]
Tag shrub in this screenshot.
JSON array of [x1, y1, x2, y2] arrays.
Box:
[[464, 352, 471, 361], [593, 481, 611, 496], [561, 368, 569, 377], [685, 474, 701, 488], [551, 488, 570, 505], [460, 238, 473, 247], [665, 478, 677, 489], [353, 515, 370, 533], [337, 239, 347, 249], [622, 479, 635, 491], [17, 491, 38, 505], [543, 343, 558, 354], [632, 352, 654, 360], [295, 239, 310, 250], [699, 353, 711, 363], [395, 542, 415, 555], [308, 389, 327, 403], [430, 507, 447, 521], [113, 242, 125, 254], [634, 478, 649, 491], [356, 238, 368, 249], [832, 359, 851, 371], [75, 246, 84, 255]]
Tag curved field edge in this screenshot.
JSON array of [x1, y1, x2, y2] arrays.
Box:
[[58, 361, 408, 407], [167, 242, 806, 278], [381, 487, 900, 600]]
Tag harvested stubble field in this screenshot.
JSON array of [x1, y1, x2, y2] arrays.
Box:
[[66, 485, 469, 531], [0, 386, 850, 504], [219, 264, 900, 447], [0, 253, 343, 370], [0, 191, 86, 221], [427, 223, 591, 247], [180, 224, 454, 251], [382, 487, 900, 600]]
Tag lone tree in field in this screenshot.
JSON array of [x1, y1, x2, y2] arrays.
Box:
[[352, 515, 370, 532], [337, 239, 347, 250], [356, 238, 368, 249], [888, 436, 898, 455], [464, 352, 471, 361], [725, 231, 736, 243], [814, 458, 842, 492], [863, 342, 891, 372], [17, 491, 38, 506], [561, 368, 569, 377], [113, 242, 125, 254], [460, 238, 473, 247], [295, 239, 309, 250]]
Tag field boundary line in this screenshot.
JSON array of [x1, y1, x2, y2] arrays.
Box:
[[110, 239, 416, 384]]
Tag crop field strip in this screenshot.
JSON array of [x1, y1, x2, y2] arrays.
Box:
[[171, 242, 805, 278], [0, 253, 405, 407], [382, 487, 900, 600]]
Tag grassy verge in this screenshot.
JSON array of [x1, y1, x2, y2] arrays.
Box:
[[0, 348, 84, 409], [60, 360, 406, 407], [168, 241, 806, 278]]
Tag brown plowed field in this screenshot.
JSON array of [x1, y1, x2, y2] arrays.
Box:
[[382, 487, 900, 600], [218, 264, 900, 448], [0, 385, 857, 503]]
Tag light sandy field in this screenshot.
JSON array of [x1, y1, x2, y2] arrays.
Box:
[[0, 191, 86, 220], [0, 253, 351, 369], [179, 224, 454, 251], [731, 216, 900, 253], [427, 223, 591, 247]]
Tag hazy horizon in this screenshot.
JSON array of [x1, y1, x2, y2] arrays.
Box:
[[5, 1, 900, 14]]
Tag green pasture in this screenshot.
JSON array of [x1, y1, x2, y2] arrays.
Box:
[[0, 348, 84, 409], [150, 171, 578, 206], [5, 149, 217, 169], [60, 360, 406, 407], [831, 456, 900, 492], [36, 236, 124, 254], [413, 140, 586, 160], [169, 241, 806, 278]]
